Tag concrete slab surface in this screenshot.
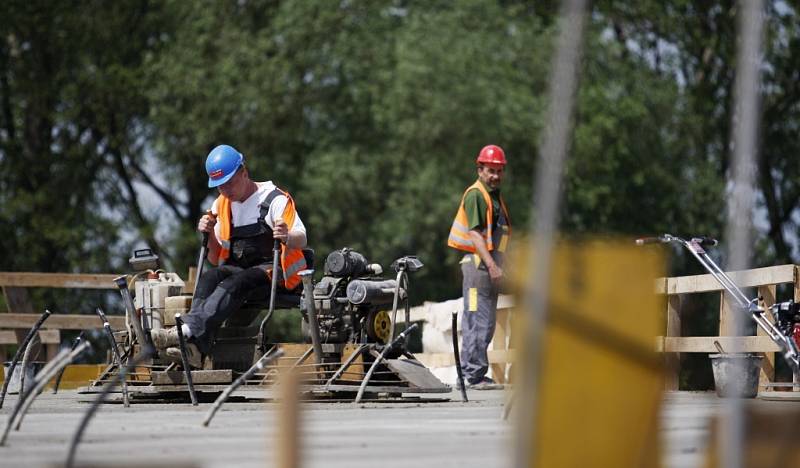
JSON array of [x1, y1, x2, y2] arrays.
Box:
[[2, 389, 799, 467]]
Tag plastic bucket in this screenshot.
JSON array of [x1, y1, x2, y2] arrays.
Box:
[[709, 353, 763, 398], [2, 361, 45, 394]]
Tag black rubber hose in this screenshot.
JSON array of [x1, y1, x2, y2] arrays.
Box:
[[65, 346, 154, 468], [451, 311, 468, 402], [0, 309, 52, 409]]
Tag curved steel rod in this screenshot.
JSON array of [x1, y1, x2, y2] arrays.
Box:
[[18, 333, 40, 395], [96, 307, 130, 407], [53, 331, 86, 394], [0, 343, 88, 446], [65, 346, 154, 468], [0, 309, 52, 409], [203, 348, 284, 427], [13, 342, 92, 431], [355, 323, 418, 404]]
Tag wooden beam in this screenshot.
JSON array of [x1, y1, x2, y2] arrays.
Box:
[[0, 272, 119, 289], [656, 336, 779, 353], [757, 285, 777, 385], [0, 313, 125, 330], [664, 295, 682, 391], [656, 264, 796, 295], [0, 329, 60, 345]]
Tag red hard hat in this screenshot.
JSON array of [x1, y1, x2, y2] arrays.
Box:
[[476, 145, 507, 166]]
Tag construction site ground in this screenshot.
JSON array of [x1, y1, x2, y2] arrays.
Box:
[[0, 389, 795, 468]]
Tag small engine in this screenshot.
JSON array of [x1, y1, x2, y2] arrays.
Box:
[[301, 248, 409, 345], [773, 300, 800, 347]]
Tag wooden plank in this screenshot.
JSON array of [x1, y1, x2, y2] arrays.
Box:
[[656, 264, 796, 295], [656, 336, 780, 353], [2, 286, 34, 313], [0, 329, 60, 345], [757, 285, 777, 386], [718, 292, 736, 336], [665, 295, 682, 391], [0, 313, 125, 330], [151, 369, 233, 385], [0, 272, 119, 289], [491, 308, 510, 384]]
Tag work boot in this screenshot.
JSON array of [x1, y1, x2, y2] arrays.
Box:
[[150, 327, 180, 349], [469, 377, 504, 391], [165, 343, 204, 369]]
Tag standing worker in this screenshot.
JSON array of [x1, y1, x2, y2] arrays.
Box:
[[448, 144, 510, 390], [150, 144, 308, 368]]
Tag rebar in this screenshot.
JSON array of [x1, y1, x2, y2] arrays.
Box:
[[65, 346, 153, 468], [0, 309, 52, 409], [52, 331, 86, 394], [96, 307, 130, 407], [202, 348, 284, 427]]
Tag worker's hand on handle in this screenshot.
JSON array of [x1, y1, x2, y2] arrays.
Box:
[[198, 210, 216, 234], [487, 262, 504, 286], [273, 217, 288, 244]]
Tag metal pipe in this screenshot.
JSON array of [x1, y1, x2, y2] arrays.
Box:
[[0, 309, 52, 409], [451, 311, 468, 402], [174, 314, 198, 406], [194, 229, 210, 297], [202, 348, 284, 427], [269, 239, 281, 318], [355, 323, 418, 404], [53, 331, 86, 394], [519, 1, 588, 466], [65, 347, 153, 468], [299, 270, 323, 366], [114, 275, 148, 350], [12, 341, 91, 432], [722, 2, 765, 466], [258, 239, 283, 353], [95, 307, 130, 407], [388, 269, 405, 342]]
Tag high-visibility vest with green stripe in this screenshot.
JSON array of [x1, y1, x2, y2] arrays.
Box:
[[448, 180, 511, 260]]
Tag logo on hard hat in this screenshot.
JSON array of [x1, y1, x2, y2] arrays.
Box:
[[209, 169, 224, 180]]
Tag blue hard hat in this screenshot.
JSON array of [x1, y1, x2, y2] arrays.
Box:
[[206, 145, 244, 187]]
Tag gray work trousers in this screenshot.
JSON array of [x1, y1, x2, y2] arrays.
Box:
[[459, 254, 499, 384]]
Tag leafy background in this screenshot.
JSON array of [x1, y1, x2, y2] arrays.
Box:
[[3, 0, 800, 388]]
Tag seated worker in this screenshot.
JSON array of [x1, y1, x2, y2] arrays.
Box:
[[151, 144, 308, 367]]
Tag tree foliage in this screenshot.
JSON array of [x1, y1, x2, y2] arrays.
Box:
[[2, 0, 800, 316]]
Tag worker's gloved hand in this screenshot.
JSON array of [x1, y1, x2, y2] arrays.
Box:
[[273, 217, 288, 244], [198, 212, 216, 233]]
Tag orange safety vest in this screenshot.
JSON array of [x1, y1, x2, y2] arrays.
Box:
[[215, 188, 307, 290], [448, 180, 511, 254]]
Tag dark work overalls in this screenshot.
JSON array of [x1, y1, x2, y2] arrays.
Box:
[[459, 196, 509, 385], [181, 190, 283, 354]]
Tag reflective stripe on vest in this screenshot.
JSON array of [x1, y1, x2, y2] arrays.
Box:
[[215, 187, 307, 290], [447, 180, 511, 254]]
